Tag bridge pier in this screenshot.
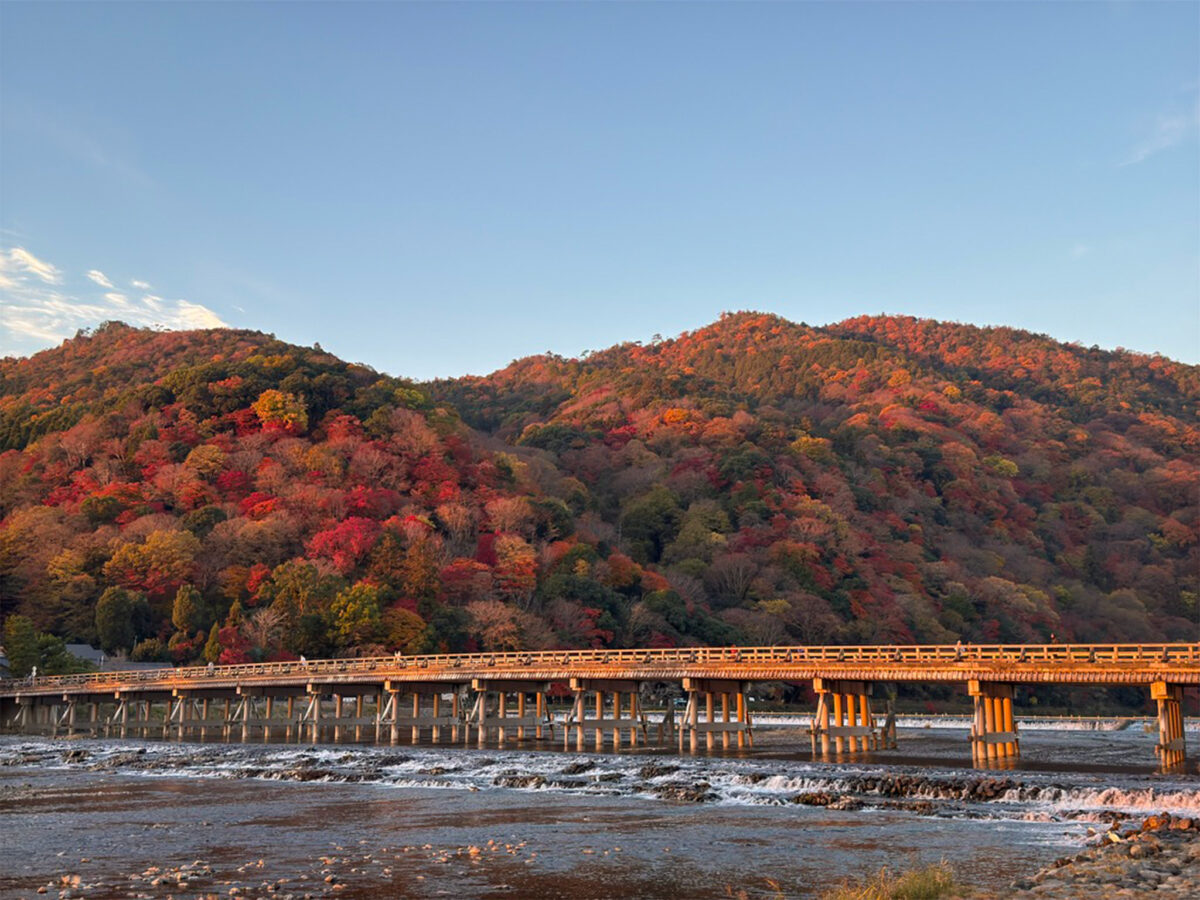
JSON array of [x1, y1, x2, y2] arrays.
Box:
[[565, 679, 648, 751], [469, 680, 552, 746], [968, 680, 1019, 764], [381, 680, 467, 745], [1152, 681, 1186, 768], [811, 679, 880, 756], [297, 684, 379, 744], [678, 678, 752, 753]]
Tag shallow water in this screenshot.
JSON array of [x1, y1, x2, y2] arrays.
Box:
[[1, 724, 1196, 898]]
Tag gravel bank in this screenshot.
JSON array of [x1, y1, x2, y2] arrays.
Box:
[[1008, 814, 1199, 898]]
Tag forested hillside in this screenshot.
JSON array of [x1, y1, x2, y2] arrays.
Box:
[[1, 315, 1196, 673]]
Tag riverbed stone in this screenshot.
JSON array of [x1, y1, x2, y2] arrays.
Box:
[[1007, 815, 1200, 898]]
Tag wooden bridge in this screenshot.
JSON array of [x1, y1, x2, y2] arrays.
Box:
[[2, 643, 1195, 769]]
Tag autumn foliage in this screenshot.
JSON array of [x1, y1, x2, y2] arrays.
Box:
[[0, 315, 1195, 666]]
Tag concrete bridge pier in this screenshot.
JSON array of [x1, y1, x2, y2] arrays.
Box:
[[1152, 681, 1186, 768], [565, 679, 648, 751], [678, 678, 753, 752], [811, 679, 879, 756], [968, 680, 1019, 765]]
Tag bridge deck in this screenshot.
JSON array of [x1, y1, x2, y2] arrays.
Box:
[[2, 643, 1196, 699]]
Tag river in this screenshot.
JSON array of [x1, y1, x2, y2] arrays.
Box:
[[1, 720, 1197, 898]]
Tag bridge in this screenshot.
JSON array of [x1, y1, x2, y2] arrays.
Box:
[[2, 643, 1195, 769]]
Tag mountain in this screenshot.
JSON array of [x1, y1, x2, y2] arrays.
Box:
[[1, 315, 1196, 672]]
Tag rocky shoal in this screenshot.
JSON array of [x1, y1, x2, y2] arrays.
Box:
[[1006, 814, 1200, 898]]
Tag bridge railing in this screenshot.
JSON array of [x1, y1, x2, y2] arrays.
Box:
[[2, 643, 1195, 694]]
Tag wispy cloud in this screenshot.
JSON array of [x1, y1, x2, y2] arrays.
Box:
[[1, 247, 62, 286], [131, 279, 151, 290], [0, 245, 230, 358], [86, 269, 114, 288], [1121, 98, 1200, 167]]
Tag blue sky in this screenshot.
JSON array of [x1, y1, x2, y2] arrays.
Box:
[[2, 2, 1197, 377]]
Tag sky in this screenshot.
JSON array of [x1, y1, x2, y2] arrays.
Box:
[[1, 2, 1197, 378]]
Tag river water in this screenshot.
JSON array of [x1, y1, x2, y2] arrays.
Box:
[[1, 720, 1197, 898]]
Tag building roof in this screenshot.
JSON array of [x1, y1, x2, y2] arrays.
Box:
[[66, 644, 107, 664]]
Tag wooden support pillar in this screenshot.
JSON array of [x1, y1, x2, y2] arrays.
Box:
[[432, 693, 442, 743], [812, 679, 874, 757], [471, 693, 484, 746], [238, 698, 249, 742], [677, 678, 751, 754], [573, 691, 584, 751], [412, 692, 422, 744], [882, 699, 898, 750], [969, 681, 1019, 765], [387, 690, 400, 745], [590, 691, 600, 751], [815, 692, 829, 755], [848, 693, 861, 752], [332, 694, 343, 743], [860, 692, 873, 751], [832, 692, 844, 754], [479, 686, 538, 746], [998, 696, 1012, 760], [451, 691, 461, 743], [535, 692, 545, 740], [1153, 681, 1186, 768], [286, 696, 296, 742]]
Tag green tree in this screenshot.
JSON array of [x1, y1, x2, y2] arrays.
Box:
[[260, 560, 344, 627], [131, 637, 169, 662], [621, 487, 682, 564], [95, 587, 140, 655], [3, 615, 92, 676], [172, 584, 202, 633], [329, 583, 383, 650], [4, 615, 39, 677], [381, 606, 426, 655], [203, 625, 221, 663], [36, 633, 93, 675]]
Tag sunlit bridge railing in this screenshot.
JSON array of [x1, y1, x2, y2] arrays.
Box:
[[3, 643, 1196, 693]]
